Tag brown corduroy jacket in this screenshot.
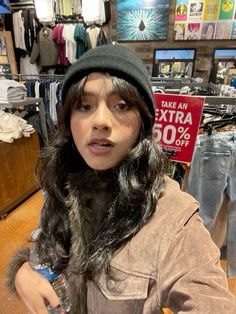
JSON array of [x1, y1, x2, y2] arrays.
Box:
[[66, 177, 236, 313], [7, 177, 236, 313]]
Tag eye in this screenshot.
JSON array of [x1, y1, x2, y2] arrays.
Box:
[[112, 102, 132, 111], [77, 103, 93, 111]]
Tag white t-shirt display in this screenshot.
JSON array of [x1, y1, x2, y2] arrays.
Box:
[[34, 0, 56, 22], [82, 0, 105, 25]]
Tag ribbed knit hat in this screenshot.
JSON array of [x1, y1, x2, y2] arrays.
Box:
[[61, 44, 156, 120]]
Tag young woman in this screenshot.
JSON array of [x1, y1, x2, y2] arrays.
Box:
[[7, 45, 235, 313]]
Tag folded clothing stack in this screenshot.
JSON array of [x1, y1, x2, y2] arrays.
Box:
[[0, 79, 27, 103], [0, 109, 35, 143]]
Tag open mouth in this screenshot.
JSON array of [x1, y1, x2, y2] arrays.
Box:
[[91, 142, 112, 147], [89, 139, 114, 147], [88, 139, 114, 154]]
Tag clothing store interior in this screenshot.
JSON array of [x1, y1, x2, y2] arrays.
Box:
[[0, 0, 236, 313]]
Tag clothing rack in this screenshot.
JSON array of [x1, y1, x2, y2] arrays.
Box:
[[151, 79, 236, 106], [204, 96, 236, 106], [9, 0, 35, 11], [151, 79, 219, 90], [55, 14, 84, 24], [12, 73, 65, 81], [8, 75, 64, 145]]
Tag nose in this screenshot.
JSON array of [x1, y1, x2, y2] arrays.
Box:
[[92, 102, 112, 130]]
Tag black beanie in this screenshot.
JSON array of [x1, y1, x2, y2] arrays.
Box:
[[61, 44, 156, 120]]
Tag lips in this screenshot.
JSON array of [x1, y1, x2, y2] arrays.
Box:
[[89, 138, 114, 147], [88, 138, 114, 155]]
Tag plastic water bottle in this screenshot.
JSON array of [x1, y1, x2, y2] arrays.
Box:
[[29, 232, 71, 313]]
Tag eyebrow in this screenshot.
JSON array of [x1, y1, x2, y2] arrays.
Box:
[[82, 90, 118, 97], [81, 91, 96, 97]]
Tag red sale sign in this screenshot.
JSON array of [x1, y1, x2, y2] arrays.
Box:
[[153, 93, 204, 163]]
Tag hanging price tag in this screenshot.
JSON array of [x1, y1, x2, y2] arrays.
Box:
[[153, 93, 204, 163]]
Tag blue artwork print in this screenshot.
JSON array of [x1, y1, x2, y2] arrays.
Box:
[[117, 0, 170, 11], [116, 8, 169, 41]]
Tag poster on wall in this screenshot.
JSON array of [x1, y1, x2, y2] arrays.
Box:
[[203, 0, 220, 21], [185, 22, 201, 39], [201, 22, 215, 39], [116, 0, 171, 41], [230, 20, 236, 38], [174, 0, 236, 40], [175, 0, 188, 21], [0, 0, 11, 14], [188, 0, 204, 21], [153, 93, 204, 163], [219, 0, 235, 19]]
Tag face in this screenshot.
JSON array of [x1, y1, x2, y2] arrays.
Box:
[[70, 73, 142, 170]]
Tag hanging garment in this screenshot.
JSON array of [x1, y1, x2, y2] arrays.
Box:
[[104, 0, 111, 23], [20, 55, 40, 80], [53, 24, 69, 65], [82, 0, 105, 25], [34, 0, 56, 22], [86, 26, 100, 48], [22, 9, 40, 55], [187, 130, 236, 277], [56, 0, 64, 15], [12, 10, 27, 51], [71, 0, 82, 15], [96, 27, 109, 46], [62, 0, 73, 15], [74, 23, 87, 59], [62, 24, 77, 64], [30, 27, 59, 67], [21, 78, 60, 145], [49, 81, 60, 124]]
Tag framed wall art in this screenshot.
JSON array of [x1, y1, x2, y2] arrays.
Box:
[[116, 0, 171, 41]]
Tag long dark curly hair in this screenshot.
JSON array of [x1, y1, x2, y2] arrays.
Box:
[[35, 74, 168, 278]]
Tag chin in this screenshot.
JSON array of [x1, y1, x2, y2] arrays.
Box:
[[86, 159, 120, 171], [87, 163, 114, 171], [83, 154, 123, 171]]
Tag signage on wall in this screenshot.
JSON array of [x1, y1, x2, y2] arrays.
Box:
[[153, 93, 204, 163]]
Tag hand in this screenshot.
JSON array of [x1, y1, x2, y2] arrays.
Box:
[[15, 262, 61, 314]]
